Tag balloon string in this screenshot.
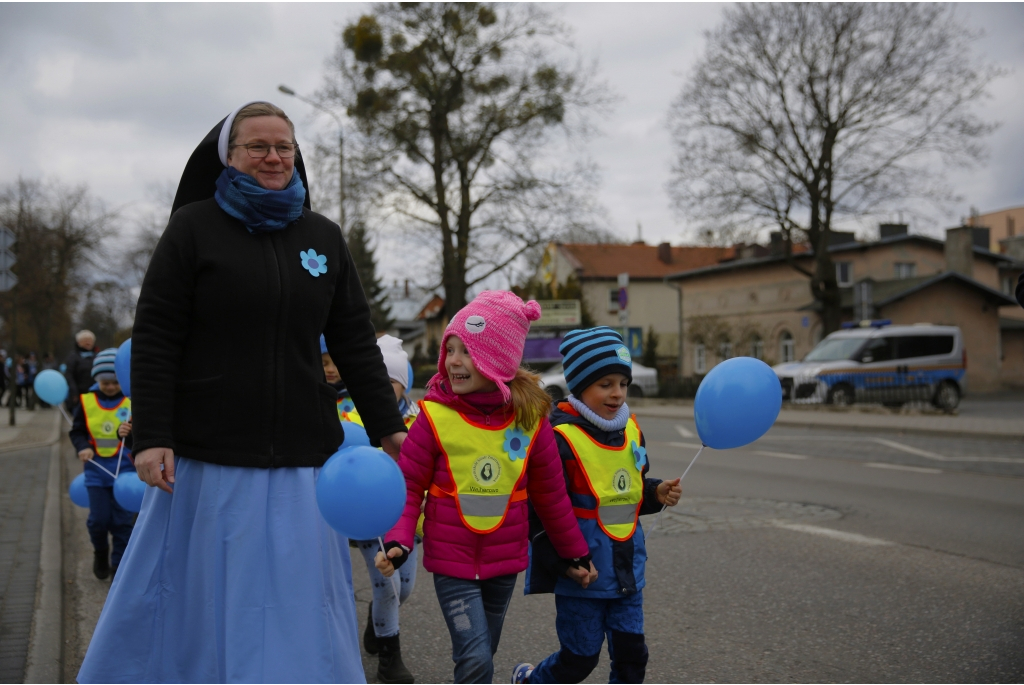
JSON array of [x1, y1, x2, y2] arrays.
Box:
[[86, 458, 117, 479], [114, 409, 130, 478], [378, 536, 402, 604], [645, 444, 704, 541], [58, 405, 74, 426]]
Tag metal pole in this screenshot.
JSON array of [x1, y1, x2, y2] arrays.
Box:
[[338, 130, 346, 235]]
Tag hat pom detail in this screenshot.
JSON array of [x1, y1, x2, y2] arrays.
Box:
[[523, 300, 542, 322]]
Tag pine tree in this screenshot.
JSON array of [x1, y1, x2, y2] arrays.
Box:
[[346, 222, 392, 332]]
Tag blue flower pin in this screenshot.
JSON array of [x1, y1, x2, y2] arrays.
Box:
[[339, 398, 356, 414], [115, 407, 131, 423], [300, 249, 328, 277], [503, 427, 530, 461], [631, 441, 647, 471]]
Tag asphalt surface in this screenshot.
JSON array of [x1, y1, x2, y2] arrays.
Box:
[[355, 417, 1024, 683]]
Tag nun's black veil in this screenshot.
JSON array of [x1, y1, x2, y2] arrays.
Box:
[[170, 116, 313, 217]]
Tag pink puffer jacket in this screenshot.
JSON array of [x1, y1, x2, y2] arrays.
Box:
[[386, 379, 588, 580]]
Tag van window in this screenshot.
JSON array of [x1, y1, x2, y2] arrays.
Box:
[[861, 337, 895, 362], [895, 335, 955, 359]]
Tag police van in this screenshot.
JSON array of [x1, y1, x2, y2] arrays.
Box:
[[772, 321, 966, 411]]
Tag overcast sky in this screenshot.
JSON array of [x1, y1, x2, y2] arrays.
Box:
[[1, 2, 1021, 284]]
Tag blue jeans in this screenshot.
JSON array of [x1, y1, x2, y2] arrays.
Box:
[[530, 591, 647, 684], [86, 486, 135, 567], [433, 573, 518, 684]]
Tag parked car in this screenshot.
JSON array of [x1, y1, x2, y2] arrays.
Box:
[[772, 322, 966, 411], [538, 362, 659, 401]]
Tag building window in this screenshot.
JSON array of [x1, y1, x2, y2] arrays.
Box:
[[894, 262, 916, 279], [718, 341, 732, 361], [779, 331, 795, 362], [1003, 276, 1014, 296], [749, 337, 764, 360], [1009, 216, 1016, 237], [836, 262, 853, 286], [694, 344, 706, 374], [608, 288, 620, 312]]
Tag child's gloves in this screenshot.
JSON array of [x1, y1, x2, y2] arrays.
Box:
[[374, 541, 410, 577], [562, 554, 598, 588]]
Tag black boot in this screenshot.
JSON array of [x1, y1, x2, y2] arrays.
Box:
[[93, 549, 110, 580], [377, 633, 414, 684], [363, 602, 378, 655]]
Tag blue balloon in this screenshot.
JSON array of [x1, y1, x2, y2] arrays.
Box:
[[694, 357, 782, 450], [113, 474, 147, 512], [69, 473, 89, 508], [115, 338, 132, 398], [316, 446, 407, 539], [340, 420, 371, 448], [407, 361, 415, 392], [59, 363, 67, 374], [34, 369, 69, 405]]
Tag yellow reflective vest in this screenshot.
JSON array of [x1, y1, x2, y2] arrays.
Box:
[[81, 393, 131, 458], [420, 400, 538, 534], [554, 417, 644, 542]]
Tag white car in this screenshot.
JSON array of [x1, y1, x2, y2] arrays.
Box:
[[538, 362, 659, 401]]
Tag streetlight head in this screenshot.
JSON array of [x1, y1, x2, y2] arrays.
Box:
[[278, 85, 296, 96]]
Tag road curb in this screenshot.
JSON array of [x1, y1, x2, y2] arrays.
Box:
[[22, 414, 63, 683], [0, 410, 63, 456], [630, 404, 1024, 440]]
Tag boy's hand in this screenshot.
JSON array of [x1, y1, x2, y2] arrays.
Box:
[[77, 448, 94, 462], [656, 477, 682, 507], [565, 560, 598, 588], [374, 546, 406, 577], [117, 421, 132, 437]]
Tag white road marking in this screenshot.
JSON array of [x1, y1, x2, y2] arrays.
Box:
[[772, 522, 895, 546], [865, 462, 942, 474], [668, 442, 704, 450], [675, 424, 695, 438], [871, 438, 1024, 464], [755, 450, 810, 460]]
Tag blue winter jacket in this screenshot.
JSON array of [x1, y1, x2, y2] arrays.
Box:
[[69, 389, 135, 487], [525, 402, 663, 599]]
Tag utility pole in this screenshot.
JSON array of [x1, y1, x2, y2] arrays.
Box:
[[1, 224, 19, 426], [278, 85, 346, 235]]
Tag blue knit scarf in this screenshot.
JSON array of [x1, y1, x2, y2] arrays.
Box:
[[568, 394, 630, 432], [214, 167, 306, 232]]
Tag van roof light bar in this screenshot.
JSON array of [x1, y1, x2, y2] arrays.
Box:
[[840, 319, 892, 329]]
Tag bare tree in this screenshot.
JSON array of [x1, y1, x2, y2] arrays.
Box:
[[668, 3, 999, 333], [319, 2, 612, 319]]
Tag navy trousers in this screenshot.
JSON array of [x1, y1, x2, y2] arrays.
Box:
[[86, 486, 135, 567]]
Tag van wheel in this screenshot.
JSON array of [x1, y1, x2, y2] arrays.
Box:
[[827, 384, 854, 406], [627, 385, 644, 398], [933, 381, 960, 413], [545, 386, 564, 402]]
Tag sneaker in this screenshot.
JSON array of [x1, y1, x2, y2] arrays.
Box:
[[93, 550, 110, 580], [511, 663, 534, 684]]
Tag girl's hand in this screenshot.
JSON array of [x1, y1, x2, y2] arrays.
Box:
[[78, 448, 94, 463], [656, 478, 682, 507], [565, 560, 598, 588], [374, 546, 405, 577]]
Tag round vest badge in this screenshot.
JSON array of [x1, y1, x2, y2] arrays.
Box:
[[102, 420, 115, 435], [612, 468, 631, 494], [472, 455, 501, 486], [465, 315, 486, 334]]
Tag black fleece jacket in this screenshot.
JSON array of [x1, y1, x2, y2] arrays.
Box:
[[131, 198, 405, 468]]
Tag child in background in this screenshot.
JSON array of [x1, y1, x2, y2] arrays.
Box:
[[353, 334, 418, 684], [514, 327, 683, 684], [321, 334, 359, 422], [376, 291, 595, 684], [69, 348, 137, 580]]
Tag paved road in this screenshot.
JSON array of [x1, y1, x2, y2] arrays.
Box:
[[355, 417, 1024, 683], [0, 444, 51, 684]]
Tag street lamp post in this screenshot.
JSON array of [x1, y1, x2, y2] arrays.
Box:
[[278, 85, 346, 234]]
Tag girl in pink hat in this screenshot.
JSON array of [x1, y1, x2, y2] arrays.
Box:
[[375, 290, 595, 684]]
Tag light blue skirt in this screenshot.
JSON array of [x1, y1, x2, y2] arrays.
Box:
[[78, 456, 365, 684]]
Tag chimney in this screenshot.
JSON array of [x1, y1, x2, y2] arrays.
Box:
[[769, 231, 784, 256], [945, 226, 974, 278], [657, 242, 672, 264], [879, 223, 908, 239], [404, 279, 409, 297], [828, 231, 857, 247]]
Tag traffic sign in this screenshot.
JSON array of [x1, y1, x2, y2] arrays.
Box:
[[0, 270, 17, 292], [0, 227, 15, 250], [0, 249, 15, 270]]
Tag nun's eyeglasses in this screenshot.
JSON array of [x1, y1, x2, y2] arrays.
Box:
[[232, 143, 299, 159]]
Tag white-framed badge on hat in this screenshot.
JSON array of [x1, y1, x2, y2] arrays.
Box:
[[465, 315, 486, 334]]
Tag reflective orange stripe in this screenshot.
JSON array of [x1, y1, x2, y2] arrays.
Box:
[[573, 507, 598, 519], [429, 482, 527, 503]]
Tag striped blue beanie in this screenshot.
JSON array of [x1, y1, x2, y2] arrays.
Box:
[[559, 327, 632, 396], [91, 347, 118, 380]]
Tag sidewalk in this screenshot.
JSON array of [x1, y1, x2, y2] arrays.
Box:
[[0, 407, 65, 452], [629, 400, 1024, 440]]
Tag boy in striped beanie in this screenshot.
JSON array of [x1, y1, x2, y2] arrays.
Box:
[[515, 327, 682, 684]]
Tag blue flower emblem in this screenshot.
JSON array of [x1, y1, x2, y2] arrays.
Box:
[[503, 427, 530, 461], [300, 249, 328, 277], [339, 398, 356, 414], [631, 441, 647, 471], [115, 407, 131, 423]]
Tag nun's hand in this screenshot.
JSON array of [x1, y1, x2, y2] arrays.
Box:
[[135, 447, 175, 494], [380, 432, 406, 462]]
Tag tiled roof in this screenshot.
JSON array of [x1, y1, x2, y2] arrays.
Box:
[[558, 242, 735, 279]]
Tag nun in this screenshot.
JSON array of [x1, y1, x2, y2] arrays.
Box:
[[77, 101, 407, 683]]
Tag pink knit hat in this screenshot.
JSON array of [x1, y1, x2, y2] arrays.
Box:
[[439, 290, 542, 403]]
